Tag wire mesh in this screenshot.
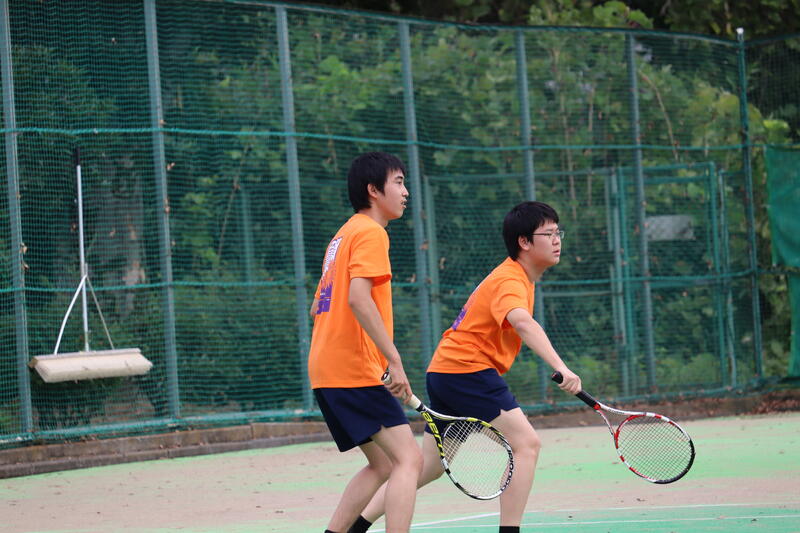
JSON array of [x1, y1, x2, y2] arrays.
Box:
[[0, 0, 786, 446]]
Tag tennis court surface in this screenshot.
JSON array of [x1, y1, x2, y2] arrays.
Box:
[[2, 413, 799, 532]]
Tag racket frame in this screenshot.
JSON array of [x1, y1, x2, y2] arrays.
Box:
[[382, 371, 514, 500], [552, 372, 695, 484]]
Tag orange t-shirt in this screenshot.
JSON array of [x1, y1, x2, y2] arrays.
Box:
[[308, 214, 393, 388], [427, 257, 533, 375]]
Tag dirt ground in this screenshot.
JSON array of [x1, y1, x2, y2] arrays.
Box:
[[7, 384, 798, 482], [3, 409, 799, 533]]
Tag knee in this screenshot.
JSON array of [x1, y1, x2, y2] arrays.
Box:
[[398, 446, 424, 477], [514, 431, 541, 459], [367, 455, 394, 481], [426, 462, 445, 482], [369, 457, 394, 482], [410, 446, 424, 475], [531, 433, 542, 455]]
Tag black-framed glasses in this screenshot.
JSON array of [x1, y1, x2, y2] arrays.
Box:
[[532, 229, 565, 241]]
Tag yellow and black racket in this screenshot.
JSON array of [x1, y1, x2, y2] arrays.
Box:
[[382, 371, 513, 500]]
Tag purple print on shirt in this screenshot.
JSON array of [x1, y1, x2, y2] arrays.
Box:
[[451, 306, 468, 330], [316, 237, 342, 315], [449, 278, 487, 330]]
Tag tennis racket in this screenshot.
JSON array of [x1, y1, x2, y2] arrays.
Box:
[[382, 371, 513, 500], [551, 371, 695, 484]]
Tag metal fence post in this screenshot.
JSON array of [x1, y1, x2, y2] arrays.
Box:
[[276, 6, 312, 409], [515, 30, 536, 201], [707, 165, 728, 385], [423, 174, 441, 357], [736, 27, 764, 378], [716, 167, 738, 385], [399, 22, 433, 361], [514, 29, 548, 396], [144, 0, 180, 419], [617, 168, 639, 391], [626, 34, 656, 389], [607, 170, 630, 395], [239, 184, 255, 285], [1, 0, 32, 435]]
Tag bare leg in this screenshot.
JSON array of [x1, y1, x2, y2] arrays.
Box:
[[490, 408, 541, 527], [361, 432, 444, 524], [326, 440, 391, 532], [327, 425, 422, 533], [370, 425, 424, 532]]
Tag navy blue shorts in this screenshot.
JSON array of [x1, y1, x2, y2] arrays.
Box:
[[314, 386, 409, 452], [425, 368, 519, 434]]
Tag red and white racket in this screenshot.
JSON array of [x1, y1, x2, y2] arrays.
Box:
[[552, 371, 695, 484]]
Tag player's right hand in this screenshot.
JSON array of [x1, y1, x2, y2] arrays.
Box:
[[555, 367, 582, 395], [383, 363, 413, 404]]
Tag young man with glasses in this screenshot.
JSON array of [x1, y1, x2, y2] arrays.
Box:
[[349, 201, 581, 533]]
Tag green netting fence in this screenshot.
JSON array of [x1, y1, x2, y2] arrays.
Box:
[[0, 0, 794, 446]]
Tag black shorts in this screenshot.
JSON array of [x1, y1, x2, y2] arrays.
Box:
[[314, 386, 409, 452], [424, 368, 519, 434]]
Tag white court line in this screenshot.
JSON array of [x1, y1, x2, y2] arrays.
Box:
[[523, 515, 800, 527], [554, 501, 800, 512], [372, 513, 499, 532], [408, 513, 499, 527], [405, 514, 800, 529], [373, 502, 800, 532]]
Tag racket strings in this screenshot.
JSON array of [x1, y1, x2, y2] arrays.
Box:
[[442, 420, 512, 498], [616, 416, 694, 482]]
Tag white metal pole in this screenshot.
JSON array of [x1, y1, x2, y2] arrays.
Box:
[[75, 148, 90, 352]]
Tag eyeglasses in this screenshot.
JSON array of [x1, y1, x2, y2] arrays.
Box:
[[532, 229, 565, 241]]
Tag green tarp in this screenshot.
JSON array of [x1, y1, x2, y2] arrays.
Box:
[[765, 146, 800, 377]]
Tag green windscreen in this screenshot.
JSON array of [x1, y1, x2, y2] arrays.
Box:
[[765, 146, 800, 378]]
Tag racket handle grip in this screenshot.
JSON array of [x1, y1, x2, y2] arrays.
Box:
[[381, 370, 423, 411], [550, 371, 600, 409], [406, 394, 423, 411]]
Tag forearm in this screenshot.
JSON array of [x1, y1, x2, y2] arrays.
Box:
[[517, 319, 569, 371], [507, 308, 568, 371], [347, 277, 412, 400], [507, 307, 581, 393]]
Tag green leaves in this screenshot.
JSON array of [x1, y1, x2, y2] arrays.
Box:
[[527, 0, 652, 28]]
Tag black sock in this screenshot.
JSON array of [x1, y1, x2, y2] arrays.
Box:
[[348, 515, 373, 533], [499, 527, 520, 533]]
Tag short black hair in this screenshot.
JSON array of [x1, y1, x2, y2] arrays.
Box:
[[347, 152, 407, 212], [502, 201, 560, 259]]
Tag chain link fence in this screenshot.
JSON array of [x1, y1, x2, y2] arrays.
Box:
[[0, 0, 794, 446]]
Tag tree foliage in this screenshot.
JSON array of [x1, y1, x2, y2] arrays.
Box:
[[307, 0, 800, 37]]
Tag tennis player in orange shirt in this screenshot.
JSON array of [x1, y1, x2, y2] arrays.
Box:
[[308, 152, 422, 533], [350, 201, 582, 533]]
